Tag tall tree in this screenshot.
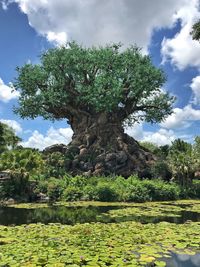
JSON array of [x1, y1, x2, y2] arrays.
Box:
[[168, 139, 194, 187], [14, 42, 174, 176]]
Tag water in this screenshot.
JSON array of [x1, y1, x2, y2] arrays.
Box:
[[0, 205, 121, 225], [1, 204, 200, 226], [0, 204, 200, 267], [164, 252, 200, 267]]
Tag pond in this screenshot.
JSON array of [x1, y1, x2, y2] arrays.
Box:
[[1, 201, 200, 225], [0, 200, 200, 266]]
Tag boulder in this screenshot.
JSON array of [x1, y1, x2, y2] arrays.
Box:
[[43, 144, 67, 154]]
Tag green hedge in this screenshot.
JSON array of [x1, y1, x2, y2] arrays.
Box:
[[1, 174, 200, 202]]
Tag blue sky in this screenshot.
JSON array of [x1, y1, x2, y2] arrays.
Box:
[[0, 0, 200, 150]]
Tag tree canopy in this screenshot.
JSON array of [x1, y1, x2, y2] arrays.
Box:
[[0, 122, 21, 153], [191, 20, 200, 41], [14, 42, 174, 126]]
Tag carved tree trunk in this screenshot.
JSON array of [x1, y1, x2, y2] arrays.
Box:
[[57, 111, 155, 177]]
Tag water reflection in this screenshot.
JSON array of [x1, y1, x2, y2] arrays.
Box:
[[1, 205, 200, 266], [165, 252, 200, 267], [1, 205, 200, 226], [0, 205, 120, 225]]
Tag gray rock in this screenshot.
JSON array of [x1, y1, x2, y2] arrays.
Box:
[[93, 168, 103, 176], [72, 159, 80, 168], [95, 162, 104, 170], [83, 162, 93, 171], [83, 170, 92, 177], [79, 148, 87, 156], [96, 153, 106, 162], [66, 145, 80, 156], [43, 144, 67, 154], [116, 151, 128, 164], [105, 153, 116, 162], [6, 198, 15, 204]]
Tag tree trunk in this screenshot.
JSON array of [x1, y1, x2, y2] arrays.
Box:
[[61, 111, 155, 177]]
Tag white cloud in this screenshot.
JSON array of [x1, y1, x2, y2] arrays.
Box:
[[125, 124, 176, 146], [125, 123, 143, 141], [161, 0, 200, 70], [46, 31, 67, 46], [0, 119, 22, 133], [21, 127, 73, 150], [190, 75, 200, 105], [1, 1, 8, 10], [160, 105, 200, 129], [9, 0, 188, 48], [143, 129, 176, 146], [0, 78, 19, 102]]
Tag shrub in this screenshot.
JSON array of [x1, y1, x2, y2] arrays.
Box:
[[150, 161, 172, 181], [69, 176, 88, 188], [143, 179, 180, 201], [124, 183, 151, 202], [47, 178, 64, 201], [62, 186, 83, 201], [95, 183, 118, 202], [82, 185, 98, 201]]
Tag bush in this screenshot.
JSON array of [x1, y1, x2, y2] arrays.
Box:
[[62, 186, 83, 201], [47, 178, 64, 201], [3, 170, 29, 198], [95, 183, 118, 202], [180, 180, 200, 198], [142, 179, 180, 201], [124, 184, 151, 202], [82, 185, 98, 201], [150, 161, 172, 181]]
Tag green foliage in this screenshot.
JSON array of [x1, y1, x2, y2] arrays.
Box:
[[1, 170, 29, 198], [191, 20, 200, 41], [33, 175, 184, 202], [1, 212, 200, 266], [142, 179, 180, 201], [95, 183, 118, 201], [62, 186, 83, 201], [46, 178, 63, 200], [14, 41, 174, 125], [44, 152, 66, 178], [140, 141, 159, 153], [0, 148, 44, 175], [0, 122, 21, 153], [168, 139, 195, 187], [150, 161, 172, 181]]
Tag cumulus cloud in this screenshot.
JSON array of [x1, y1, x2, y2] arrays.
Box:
[[160, 105, 200, 129], [0, 78, 19, 102], [161, 0, 200, 70], [5, 0, 188, 48], [125, 123, 143, 141], [190, 75, 200, 105], [21, 127, 73, 150], [0, 119, 22, 133], [143, 129, 176, 146], [46, 31, 67, 46], [125, 124, 176, 146]]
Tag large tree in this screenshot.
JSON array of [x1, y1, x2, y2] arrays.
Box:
[[14, 42, 174, 177]]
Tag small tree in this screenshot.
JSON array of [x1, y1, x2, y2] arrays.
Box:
[[168, 139, 195, 187], [14, 42, 174, 176], [0, 122, 21, 153]]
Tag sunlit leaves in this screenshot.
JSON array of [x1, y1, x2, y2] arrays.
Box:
[[14, 42, 174, 125]]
